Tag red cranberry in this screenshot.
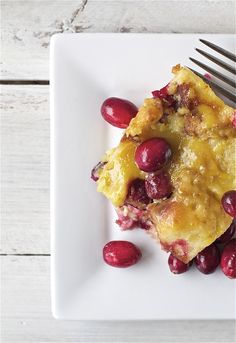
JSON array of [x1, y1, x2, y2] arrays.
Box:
[[116, 205, 140, 230], [168, 254, 191, 274], [152, 84, 169, 99], [220, 239, 236, 279], [232, 111, 236, 128], [135, 138, 172, 172], [145, 171, 172, 199], [126, 179, 151, 205], [91, 161, 106, 181], [216, 220, 236, 244], [103, 241, 142, 268], [152, 84, 175, 107], [204, 73, 212, 80], [116, 205, 151, 230], [116, 207, 138, 230], [101, 97, 138, 128], [221, 191, 236, 217], [194, 244, 220, 274], [138, 218, 152, 230]]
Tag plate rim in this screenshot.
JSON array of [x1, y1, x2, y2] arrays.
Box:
[[50, 33, 236, 320]]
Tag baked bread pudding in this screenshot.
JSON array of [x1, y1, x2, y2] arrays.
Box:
[[93, 65, 236, 264]]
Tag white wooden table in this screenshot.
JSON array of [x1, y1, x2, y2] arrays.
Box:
[[1, 1, 236, 342]]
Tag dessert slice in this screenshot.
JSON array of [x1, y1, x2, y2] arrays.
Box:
[[95, 65, 236, 263]]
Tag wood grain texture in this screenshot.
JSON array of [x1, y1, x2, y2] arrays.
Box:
[[1, 1, 236, 341], [1, 85, 50, 254], [1, 0, 235, 80], [1, 256, 235, 343]]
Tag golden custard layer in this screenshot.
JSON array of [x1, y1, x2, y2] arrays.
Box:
[[97, 65, 236, 263]]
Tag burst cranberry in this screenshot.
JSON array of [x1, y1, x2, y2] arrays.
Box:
[[220, 239, 236, 279], [135, 138, 172, 172], [101, 97, 138, 128], [145, 171, 172, 199], [152, 84, 175, 106], [194, 244, 220, 274], [216, 220, 236, 244], [116, 206, 138, 230], [116, 205, 150, 230], [91, 161, 106, 181], [221, 191, 236, 217], [168, 254, 191, 274], [126, 179, 151, 206], [103, 241, 142, 268], [152, 84, 169, 99]]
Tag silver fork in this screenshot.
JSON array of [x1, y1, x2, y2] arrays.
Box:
[[189, 39, 236, 103]]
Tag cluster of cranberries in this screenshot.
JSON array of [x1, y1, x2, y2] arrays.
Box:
[[134, 138, 172, 200], [98, 96, 173, 202], [169, 190, 236, 278], [94, 96, 236, 278], [168, 220, 236, 279]]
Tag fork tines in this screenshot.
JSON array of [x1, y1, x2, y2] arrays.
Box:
[[199, 39, 236, 63], [195, 48, 236, 75], [189, 39, 236, 103], [189, 68, 236, 103], [189, 57, 236, 88]]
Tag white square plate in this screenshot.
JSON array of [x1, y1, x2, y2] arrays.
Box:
[[51, 33, 236, 320]]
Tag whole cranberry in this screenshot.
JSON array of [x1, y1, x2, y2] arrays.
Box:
[[126, 179, 151, 205], [220, 239, 236, 279], [194, 244, 220, 274], [168, 254, 192, 274], [221, 190, 236, 217], [101, 97, 138, 128], [145, 171, 172, 199], [135, 138, 172, 172], [103, 241, 142, 268], [216, 220, 236, 244]]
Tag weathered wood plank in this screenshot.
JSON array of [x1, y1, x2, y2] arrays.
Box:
[[1, 0, 235, 80], [2, 255, 235, 342], [1, 85, 49, 254]]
